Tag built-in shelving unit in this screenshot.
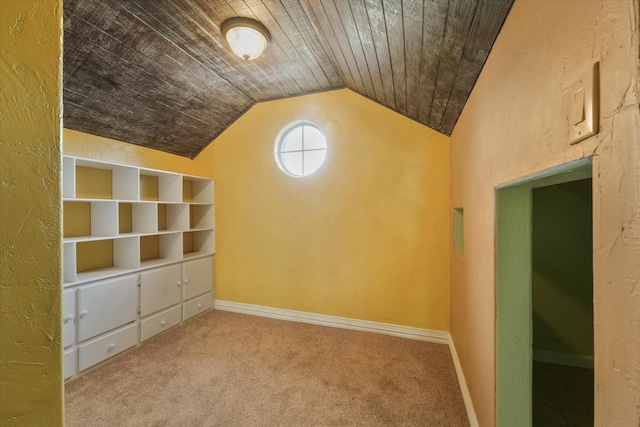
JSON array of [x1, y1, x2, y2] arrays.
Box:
[[63, 156, 215, 286], [62, 156, 215, 379]]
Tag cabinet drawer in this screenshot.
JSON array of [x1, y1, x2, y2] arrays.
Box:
[[77, 275, 138, 342], [63, 289, 76, 348], [183, 257, 213, 300], [140, 264, 181, 317], [78, 324, 137, 372], [140, 305, 182, 342], [64, 348, 76, 380], [183, 292, 213, 321]]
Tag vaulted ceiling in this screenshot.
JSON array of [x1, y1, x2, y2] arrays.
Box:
[[63, 0, 514, 158]]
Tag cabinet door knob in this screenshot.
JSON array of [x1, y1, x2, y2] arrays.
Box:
[[197, 304, 202, 310], [161, 320, 166, 326], [63, 315, 75, 324], [177, 281, 182, 287], [80, 310, 89, 319], [108, 343, 116, 351]]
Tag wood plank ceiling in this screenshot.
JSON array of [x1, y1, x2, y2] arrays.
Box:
[[63, 0, 514, 158]]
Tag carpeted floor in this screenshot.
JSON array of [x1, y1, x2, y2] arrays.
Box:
[[65, 310, 468, 426]]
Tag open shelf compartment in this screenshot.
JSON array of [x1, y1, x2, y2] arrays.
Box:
[[183, 177, 214, 204], [119, 202, 158, 235], [140, 232, 183, 267], [183, 229, 214, 257], [74, 159, 138, 201], [140, 170, 182, 202], [158, 203, 188, 231], [189, 204, 214, 230], [64, 200, 118, 239], [71, 236, 140, 284]]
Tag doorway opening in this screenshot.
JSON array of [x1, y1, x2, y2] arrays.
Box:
[[495, 158, 593, 426], [532, 178, 593, 425]]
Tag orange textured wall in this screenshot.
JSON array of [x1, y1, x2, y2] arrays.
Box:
[[450, 0, 639, 425]]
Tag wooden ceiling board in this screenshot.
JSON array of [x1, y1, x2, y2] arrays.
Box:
[[64, 0, 254, 157], [122, 0, 293, 97], [438, 0, 516, 133], [332, 1, 378, 99], [425, 0, 478, 132], [361, 0, 396, 108], [300, 1, 355, 92], [416, 0, 449, 125], [303, 0, 513, 135], [265, 0, 343, 89], [63, 0, 514, 157], [131, 0, 342, 96], [383, 0, 408, 112], [403, 0, 425, 120]]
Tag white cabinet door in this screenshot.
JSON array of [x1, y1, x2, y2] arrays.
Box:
[[77, 275, 138, 342], [140, 264, 181, 317], [183, 257, 213, 300], [63, 289, 76, 348]]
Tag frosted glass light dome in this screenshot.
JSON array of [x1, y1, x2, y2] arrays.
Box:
[[221, 18, 270, 61]]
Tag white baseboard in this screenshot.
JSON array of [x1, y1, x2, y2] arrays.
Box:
[[533, 349, 594, 369], [214, 300, 449, 344], [449, 338, 479, 427]]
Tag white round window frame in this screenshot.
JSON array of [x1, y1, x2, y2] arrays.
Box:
[[274, 121, 328, 178]]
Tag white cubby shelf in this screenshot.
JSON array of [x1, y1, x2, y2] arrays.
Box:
[[63, 156, 215, 286]]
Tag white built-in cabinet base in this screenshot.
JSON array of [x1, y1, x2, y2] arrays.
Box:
[[62, 155, 215, 379], [64, 256, 214, 378]]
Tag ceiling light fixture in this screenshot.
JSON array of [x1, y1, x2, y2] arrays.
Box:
[[221, 17, 271, 61]]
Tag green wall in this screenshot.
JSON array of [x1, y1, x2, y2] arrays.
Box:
[[532, 180, 593, 357]]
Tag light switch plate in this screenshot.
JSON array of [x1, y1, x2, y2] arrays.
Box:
[[569, 62, 599, 145]]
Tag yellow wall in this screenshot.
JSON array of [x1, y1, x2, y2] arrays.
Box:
[[450, 0, 640, 425], [0, 1, 63, 425], [64, 129, 195, 174], [195, 89, 451, 330]]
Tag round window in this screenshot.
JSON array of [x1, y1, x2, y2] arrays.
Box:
[[275, 122, 327, 177]]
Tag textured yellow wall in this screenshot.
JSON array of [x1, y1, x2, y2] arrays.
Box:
[[64, 128, 195, 175], [195, 89, 451, 331], [0, 1, 63, 425], [450, 0, 640, 425]]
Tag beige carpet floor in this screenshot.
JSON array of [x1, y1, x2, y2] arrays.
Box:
[[65, 310, 468, 426]]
